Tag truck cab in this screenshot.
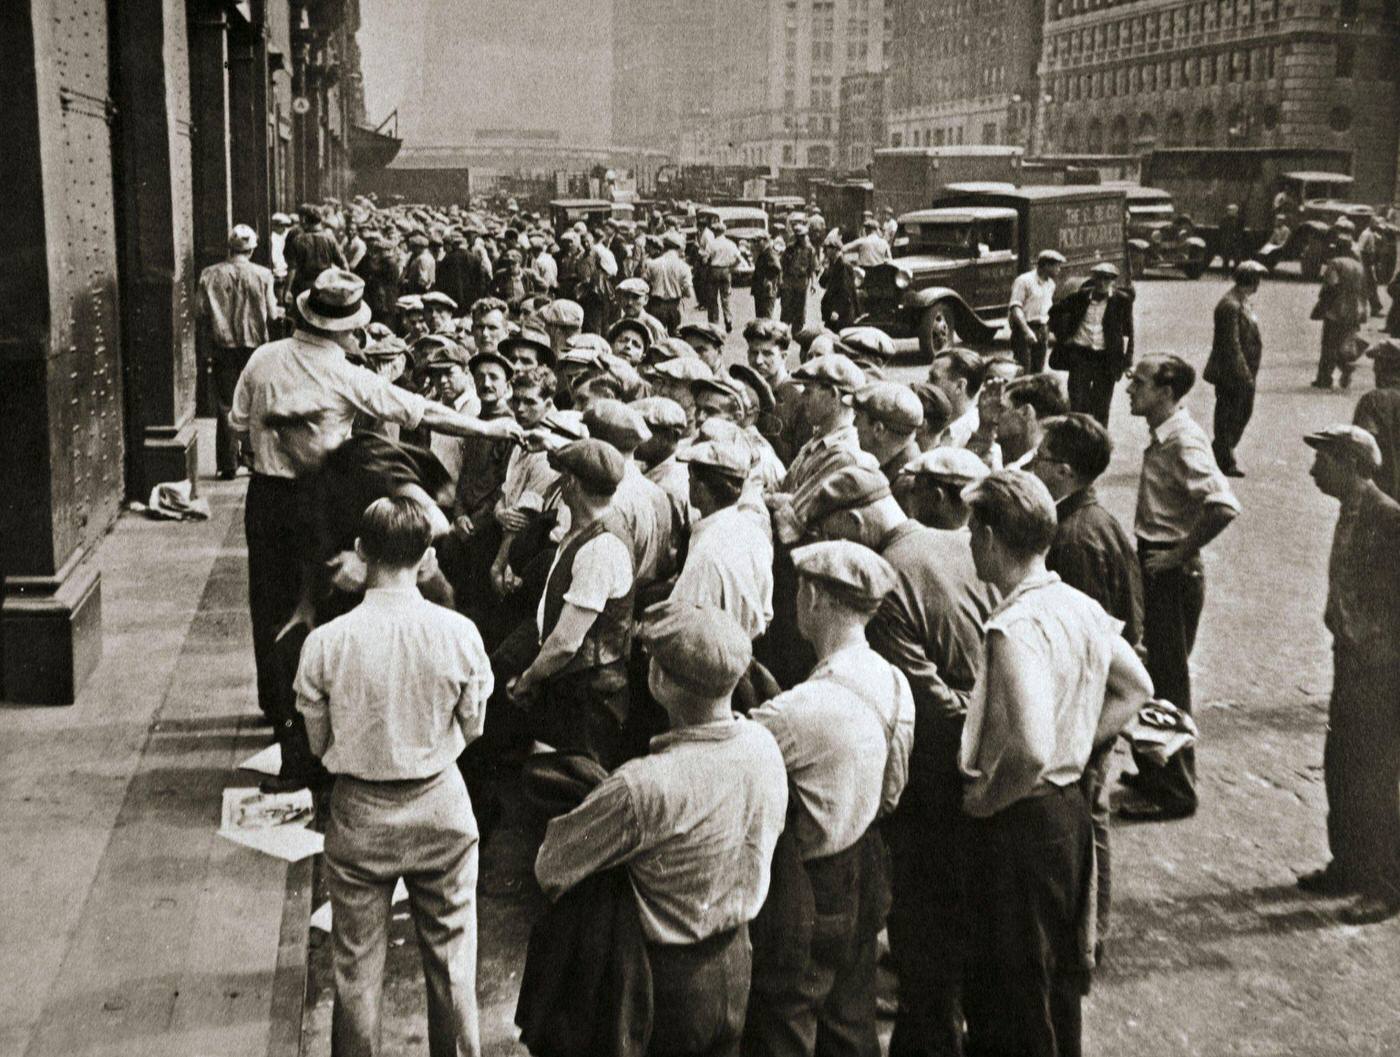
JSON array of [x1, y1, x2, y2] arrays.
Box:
[[1263, 172, 1372, 279], [1116, 185, 1208, 279]]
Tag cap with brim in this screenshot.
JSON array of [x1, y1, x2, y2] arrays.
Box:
[[1303, 424, 1382, 471], [837, 326, 895, 363], [791, 540, 897, 608], [419, 336, 469, 369], [679, 322, 726, 348], [608, 317, 653, 348], [500, 328, 555, 363], [1037, 249, 1067, 264], [791, 353, 866, 393], [469, 350, 514, 376], [539, 299, 585, 327], [1090, 262, 1120, 278], [630, 396, 688, 432], [548, 438, 626, 495], [421, 291, 458, 311], [363, 336, 410, 360], [396, 295, 425, 313], [854, 382, 924, 433], [728, 364, 775, 412], [650, 357, 715, 383], [680, 440, 751, 480], [905, 446, 989, 485], [542, 410, 589, 441], [584, 399, 652, 448], [1366, 338, 1400, 368], [663, 231, 687, 250], [639, 601, 752, 695], [297, 268, 372, 332], [693, 376, 748, 404], [805, 465, 893, 523], [645, 337, 701, 366], [617, 278, 650, 297]]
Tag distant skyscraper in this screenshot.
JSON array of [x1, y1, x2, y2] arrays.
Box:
[[612, 0, 717, 160], [410, 0, 613, 147]]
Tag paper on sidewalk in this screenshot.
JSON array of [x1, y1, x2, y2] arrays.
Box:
[[309, 879, 410, 932], [218, 786, 323, 862], [237, 742, 283, 776]]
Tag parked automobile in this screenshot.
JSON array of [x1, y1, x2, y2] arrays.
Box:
[[1258, 172, 1374, 279], [548, 198, 613, 231], [1112, 184, 1208, 279]]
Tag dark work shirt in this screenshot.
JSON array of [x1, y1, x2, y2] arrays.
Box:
[[1326, 479, 1400, 662], [286, 228, 347, 295], [453, 407, 517, 519], [1046, 485, 1143, 646], [1354, 385, 1400, 502], [313, 434, 449, 561]]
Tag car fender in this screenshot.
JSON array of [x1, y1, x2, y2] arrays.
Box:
[[906, 287, 997, 343], [1184, 235, 1207, 251], [1127, 238, 1152, 253]]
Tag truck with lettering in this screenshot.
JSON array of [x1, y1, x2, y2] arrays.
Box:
[[857, 185, 1126, 357], [871, 146, 1025, 220]]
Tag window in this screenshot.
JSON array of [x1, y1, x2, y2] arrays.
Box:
[[1336, 41, 1355, 77], [982, 122, 998, 143], [934, 128, 946, 145], [783, 144, 795, 163]]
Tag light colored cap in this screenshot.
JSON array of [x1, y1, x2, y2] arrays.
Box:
[[905, 446, 990, 485], [680, 440, 752, 481], [837, 326, 896, 363], [395, 294, 424, 313], [583, 399, 653, 449], [548, 438, 626, 495], [651, 357, 715, 383], [421, 291, 458, 311], [228, 224, 258, 252], [1303, 424, 1382, 472], [1090, 261, 1120, 278], [617, 277, 650, 297], [639, 601, 752, 694], [1037, 249, 1067, 264], [853, 382, 924, 433], [792, 353, 866, 393], [630, 397, 689, 432], [791, 540, 898, 608], [539, 299, 585, 327]]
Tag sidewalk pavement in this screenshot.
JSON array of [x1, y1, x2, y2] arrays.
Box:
[[0, 425, 307, 1057]]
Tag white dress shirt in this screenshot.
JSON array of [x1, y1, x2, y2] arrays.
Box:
[[671, 505, 774, 640], [1009, 269, 1055, 325]]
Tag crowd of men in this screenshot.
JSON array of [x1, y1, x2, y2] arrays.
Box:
[[195, 195, 1400, 1057]]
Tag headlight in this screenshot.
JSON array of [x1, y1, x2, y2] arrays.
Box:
[[1150, 230, 1162, 243], [894, 269, 911, 290]]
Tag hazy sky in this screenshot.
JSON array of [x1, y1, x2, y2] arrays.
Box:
[[358, 0, 612, 146]]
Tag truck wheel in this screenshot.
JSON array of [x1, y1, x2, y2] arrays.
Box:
[[1182, 258, 1206, 280], [917, 302, 958, 358]]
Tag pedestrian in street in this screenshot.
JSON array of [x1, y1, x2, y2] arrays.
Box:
[[1352, 338, 1400, 501], [508, 439, 637, 769], [745, 540, 916, 1057], [810, 457, 995, 1057], [196, 224, 278, 479], [959, 471, 1152, 1057], [819, 231, 860, 332], [1009, 250, 1063, 375], [640, 230, 695, 335], [1048, 262, 1135, 427], [422, 291, 459, 335], [295, 496, 492, 1057], [853, 382, 923, 483], [751, 231, 783, 321], [1296, 424, 1400, 925], [1030, 412, 1144, 956], [1204, 261, 1267, 477], [1218, 203, 1246, 272], [1311, 221, 1370, 390], [534, 603, 790, 1057], [229, 268, 518, 729], [929, 347, 987, 449], [1118, 355, 1240, 821], [706, 221, 743, 332], [780, 224, 818, 331], [1355, 216, 1385, 318]]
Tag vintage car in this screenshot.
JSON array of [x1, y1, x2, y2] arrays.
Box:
[[548, 198, 614, 231], [1259, 172, 1376, 279], [696, 205, 770, 286], [1115, 185, 1209, 279], [860, 185, 1126, 357]]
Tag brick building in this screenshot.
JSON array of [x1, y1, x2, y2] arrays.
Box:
[[710, 0, 886, 171], [1036, 0, 1400, 200], [838, 71, 887, 171], [2, 0, 365, 705], [885, 0, 1045, 150]]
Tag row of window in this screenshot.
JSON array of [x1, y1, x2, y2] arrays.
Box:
[[895, 64, 1011, 108], [1051, 44, 1278, 99], [891, 125, 974, 147], [1050, 0, 1357, 18], [1051, 0, 1280, 57]]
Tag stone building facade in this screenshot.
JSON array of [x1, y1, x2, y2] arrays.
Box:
[[838, 71, 887, 172], [1036, 0, 1399, 200], [612, 0, 717, 161], [885, 0, 1045, 150]]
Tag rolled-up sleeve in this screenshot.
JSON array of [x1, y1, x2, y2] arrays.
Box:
[[536, 774, 643, 898], [1180, 439, 1242, 514], [453, 625, 494, 745], [340, 362, 431, 430]]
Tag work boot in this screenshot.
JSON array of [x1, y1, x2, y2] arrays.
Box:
[[1296, 865, 1357, 896]]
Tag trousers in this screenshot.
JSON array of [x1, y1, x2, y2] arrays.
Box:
[[1064, 349, 1117, 427], [245, 474, 312, 719], [884, 720, 969, 1057], [1210, 382, 1254, 473], [780, 288, 809, 331], [649, 926, 752, 1057], [651, 297, 683, 335], [962, 786, 1092, 1057], [1131, 543, 1205, 811], [1325, 649, 1400, 900], [709, 270, 735, 330], [1315, 320, 1358, 386], [325, 769, 481, 1057], [210, 346, 255, 476], [1011, 324, 1048, 375]]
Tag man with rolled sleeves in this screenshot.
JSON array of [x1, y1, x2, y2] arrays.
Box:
[[535, 604, 789, 1056], [510, 439, 637, 769], [640, 230, 695, 334], [745, 541, 916, 1057], [674, 440, 775, 642], [229, 269, 519, 727], [853, 382, 923, 483], [1297, 424, 1400, 925], [1119, 355, 1240, 821], [1008, 250, 1063, 375]]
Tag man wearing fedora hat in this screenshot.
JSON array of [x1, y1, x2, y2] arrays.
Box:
[[197, 224, 279, 479], [230, 267, 521, 730]]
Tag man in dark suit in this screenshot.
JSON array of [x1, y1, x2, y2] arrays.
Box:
[[1204, 261, 1267, 477], [820, 232, 861, 331], [1048, 262, 1135, 427]]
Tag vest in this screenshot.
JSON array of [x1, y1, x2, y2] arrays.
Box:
[[541, 515, 637, 677]]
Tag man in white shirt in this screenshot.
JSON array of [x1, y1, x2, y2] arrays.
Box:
[[959, 471, 1150, 1057], [705, 222, 744, 332], [745, 540, 915, 1057], [1009, 249, 1064, 374], [843, 217, 893, 267], [296, 497, 493, 1057]]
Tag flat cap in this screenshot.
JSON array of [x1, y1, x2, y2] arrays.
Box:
[[395, 294, 425, 313], [792, 353, 866, 393], [1332, 217, 1356, 234], [639, 601, 753, 696], [693, 375, 748, 405], [645, 336, 701, 366], [794, 325, 841, 354], [418, 336, 469, 368], [421, 291, 458, 311], [1037, 249, 1067, 264], [1090, 261, 1120, 278], [663, 230, 687, 250], [469, 350, 514, 375], [617, 277, 650, 297], [608, 317, 652, 348], [650, 357, 715, 383], [695, 417, 745, 445], [905, 446, 990, 485], [583, 399, 652, 449], [630, 396, 688, 432], [499, 327, 554, 362], [1304, 424, 1382, 472], [680, 439, 751, 481], [548, 438, 626, 495], [837, 326, 896, 363], [539, 299, 585, 327], [542, 409, 589, 441], [1366, 338, 1400, 368], [806, 464, 893, 523], [854, 382, 924, 433], [728, 364, 775, 412], [679, 321, 727, 348], [823, 228, 845, 248], [791, 540, 897, 608], [362, 335, 409, 360]]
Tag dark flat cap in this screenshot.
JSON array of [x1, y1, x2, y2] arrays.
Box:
[[548, 438, 626, 495], [679, 321, 727, 348], [805, 464, 892, 523], [854, 382, 924, 433], [679, 440, 751, 480], [728, 364, 776, 413], [469, 350, 514, 376]]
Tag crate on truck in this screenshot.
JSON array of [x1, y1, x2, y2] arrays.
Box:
[[871, 147, 1024, 219]]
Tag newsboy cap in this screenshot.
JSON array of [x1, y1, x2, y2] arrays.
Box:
[[792, 353, 867, 393], [837, 326, 896, 363], [617, 277, 650, 297], [853, 382, 924, 433], [905, 446, 990, 486], [680, 440, 751, 481], [630, 396, 689, 433], [728, 364, 776, 413], [548, 438, 626, 495], [639, 601, 753, 696], [805, 464, 893, 523], [1303, 424, 1382, 473], [539, 299, 585, 327], [649, 357, 715, 384], [420, 291, 458, 312], [791, 540, 898, 609], [583, 399, 653, 449], [678, 321, 727, 348]]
